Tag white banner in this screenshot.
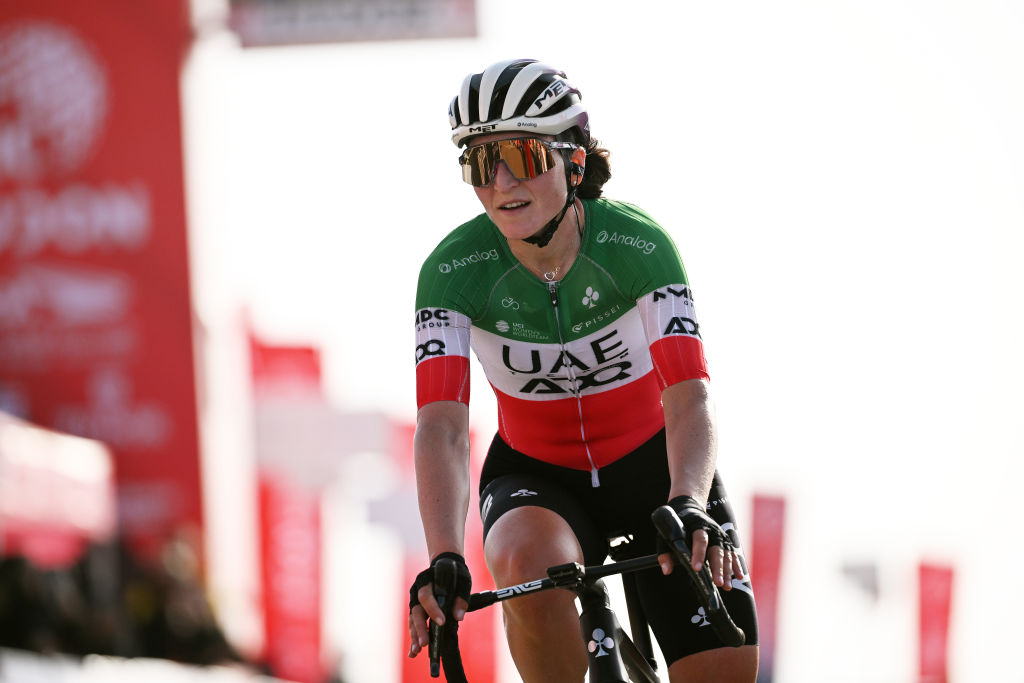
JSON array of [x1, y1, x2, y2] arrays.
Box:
[[229, 0, 476, 47]]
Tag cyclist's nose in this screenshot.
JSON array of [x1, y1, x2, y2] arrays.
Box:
[[492, 160, 521, 189]]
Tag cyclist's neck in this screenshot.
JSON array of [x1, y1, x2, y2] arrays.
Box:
[[509, 199, 585, 283]]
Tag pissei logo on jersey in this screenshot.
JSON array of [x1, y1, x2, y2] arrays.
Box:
[[571, 303, 624, 334]]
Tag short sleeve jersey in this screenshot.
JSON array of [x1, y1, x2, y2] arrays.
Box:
[[415, 198, 708, 474]]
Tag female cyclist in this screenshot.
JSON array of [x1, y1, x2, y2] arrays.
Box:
[[408, 58, 759, 682]]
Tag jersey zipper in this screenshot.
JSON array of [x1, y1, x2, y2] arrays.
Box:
[[548, 281, 601, 487]]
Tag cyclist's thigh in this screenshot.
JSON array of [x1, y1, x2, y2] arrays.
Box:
[[480, 478, 594, 683], [480, 473, 608, 568]]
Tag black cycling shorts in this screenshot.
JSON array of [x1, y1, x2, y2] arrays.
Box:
[[478, 429, 758, 665]]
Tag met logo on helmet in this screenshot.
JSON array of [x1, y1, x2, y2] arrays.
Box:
[[468, 124, 499, 134], [532, 80, 569, 112]]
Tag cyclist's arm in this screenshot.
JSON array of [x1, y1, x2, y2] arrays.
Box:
[[661, 378, 741, 588], [415, 400, 472, 560], [663, 378, 716, 506], [634, 282, 715, 502], [409, 400, 471, 657]]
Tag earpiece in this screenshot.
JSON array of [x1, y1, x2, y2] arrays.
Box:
[[569, 147, 586, 187]]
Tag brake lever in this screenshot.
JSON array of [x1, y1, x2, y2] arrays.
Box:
[[429, 558, 457, 677], [651, 505, 745, 648]]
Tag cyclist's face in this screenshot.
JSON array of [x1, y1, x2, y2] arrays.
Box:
[[470, 133, 569, 243]]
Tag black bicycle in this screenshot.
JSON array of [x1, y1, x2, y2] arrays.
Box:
[[427, 504, 745, 682]]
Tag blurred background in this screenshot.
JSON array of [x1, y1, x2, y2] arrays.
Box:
[[1, 0, 1022, 681]]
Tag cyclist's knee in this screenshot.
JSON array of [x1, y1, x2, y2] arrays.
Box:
[[484, 506, 583, 584], [668, 644, 758, 683]]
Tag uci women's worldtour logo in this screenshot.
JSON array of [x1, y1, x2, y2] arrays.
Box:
[[438, 248, 500, 274], [595, 230, 657, 255]]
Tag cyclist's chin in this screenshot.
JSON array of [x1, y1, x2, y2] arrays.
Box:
[[489, 213, 545, 243]]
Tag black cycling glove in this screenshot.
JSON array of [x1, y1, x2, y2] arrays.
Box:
[[665, 495, 734, 553], [408, 552, 473, 612], [409, 553, 472, 683]]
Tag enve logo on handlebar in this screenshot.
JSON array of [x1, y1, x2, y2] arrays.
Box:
[[494, 578, 545, 599]]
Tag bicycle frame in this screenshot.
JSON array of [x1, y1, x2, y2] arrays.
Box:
[[551, 558, 662, 682]]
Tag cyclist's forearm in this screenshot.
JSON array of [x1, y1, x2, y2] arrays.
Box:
[[662, 378, 718, 505], [414, 402, 472, 558]]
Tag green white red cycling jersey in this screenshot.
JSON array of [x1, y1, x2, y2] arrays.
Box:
[[415, 198, 708, 483]]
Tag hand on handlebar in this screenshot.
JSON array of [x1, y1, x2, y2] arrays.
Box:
[[657, 495, 745, 591], [407, 553, 471, 659], [408, 587, 470, 658]]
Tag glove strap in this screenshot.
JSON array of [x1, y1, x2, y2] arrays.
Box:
[[408, 553, 471, 611], [667, 495, 732, 550], [432, 551, 465, 565], [668, 494, 702, 511]]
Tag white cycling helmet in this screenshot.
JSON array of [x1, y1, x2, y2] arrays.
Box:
[[449, 58, 590, 147]]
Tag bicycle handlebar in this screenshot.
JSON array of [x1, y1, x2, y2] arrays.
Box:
[[426, 504, 744, 679], [427, 558, 467, 681], [429, 559, 454, 677]]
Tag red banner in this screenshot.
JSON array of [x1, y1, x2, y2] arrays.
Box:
[[395, 422, 497, 683], [919, 562, 954, 683], [750, 494, 786, 683], [250, 332, 323, 398], [258, 471, 323, 683], [0, 1, 199, 561], [249, 332, 325, 681]]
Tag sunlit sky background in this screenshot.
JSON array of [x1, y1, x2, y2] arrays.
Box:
[[183, 1, 1023, 680]]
